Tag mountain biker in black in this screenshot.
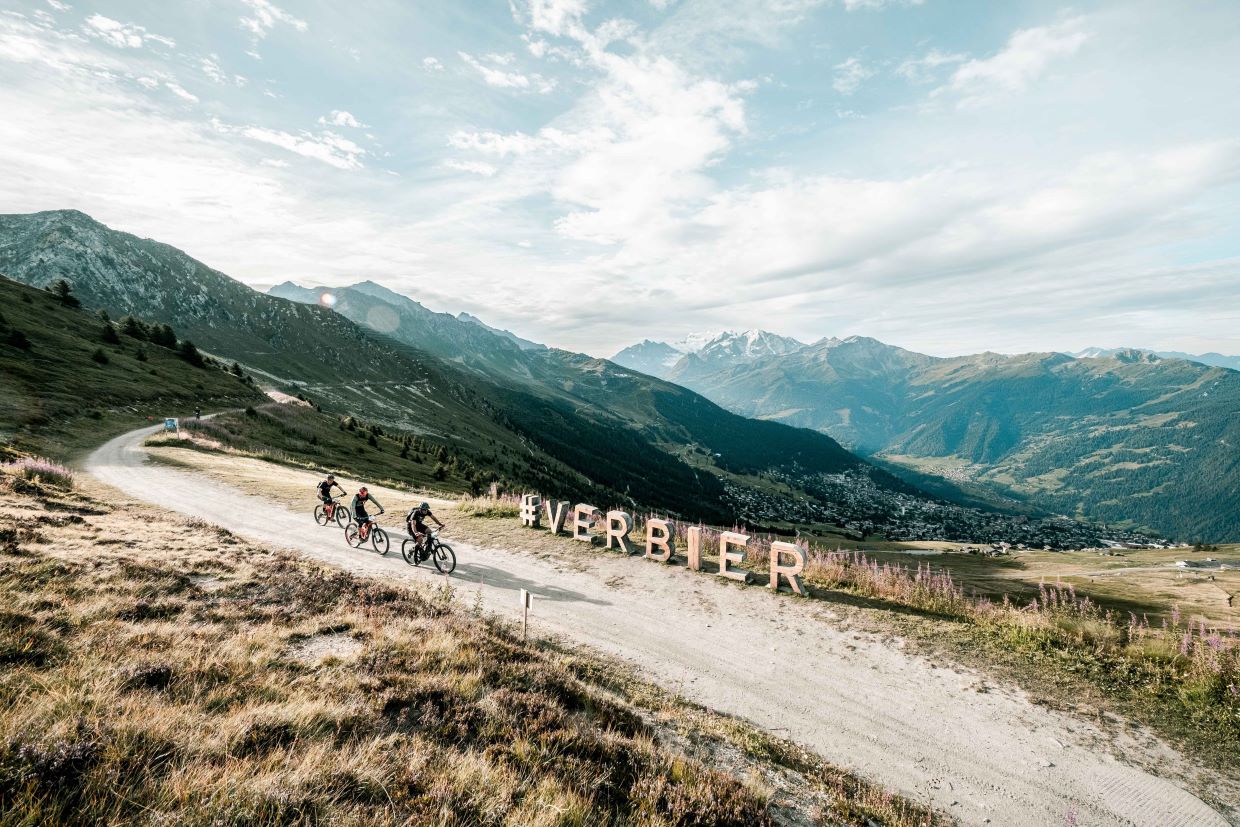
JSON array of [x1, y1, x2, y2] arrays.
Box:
[[317, 474, 345, 505], [407, 501, 444, 560], [352, 487, 384, 539]]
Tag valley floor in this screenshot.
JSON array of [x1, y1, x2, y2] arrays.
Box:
[[83, 424, 1236, 826]]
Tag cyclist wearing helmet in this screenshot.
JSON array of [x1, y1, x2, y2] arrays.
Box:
[[317, 473, 345, 505], [407, 501, 444, 559], [351, 486, 384, 540]]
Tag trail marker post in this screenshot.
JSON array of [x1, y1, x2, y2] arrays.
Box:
[[519, 588, 532, 643]]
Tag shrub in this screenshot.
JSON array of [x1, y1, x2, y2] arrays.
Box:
[[177, 340, 204, 368], [90, 348, 108, 365], [4, 457, 74, 489], [119, 315, 147, 339], [46, 279, 80, 308], [135, 346, 148, 362], [100, 323, 120, 345], [148, 324, 177, 349], [4, 329, 31, 351]]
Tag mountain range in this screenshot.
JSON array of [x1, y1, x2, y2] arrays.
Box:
[[0, 209, 912, 528], [613, 332, 1240, 540], [1, 208, 1217, 544]]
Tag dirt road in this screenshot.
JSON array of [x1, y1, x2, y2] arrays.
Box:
[[87, 424, 1231, 827]]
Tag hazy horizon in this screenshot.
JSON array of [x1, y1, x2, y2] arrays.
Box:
[[2, 0, 1238, 357]]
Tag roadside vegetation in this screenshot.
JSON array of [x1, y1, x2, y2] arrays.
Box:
[[0, 460, 947, 826], [0, 275, 263, 460]]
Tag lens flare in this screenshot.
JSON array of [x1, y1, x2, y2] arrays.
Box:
[[319, 291, 337, 308]]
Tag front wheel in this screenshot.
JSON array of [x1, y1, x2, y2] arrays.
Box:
[[431, 543, 456, 574], [371, 527, 389, 556], [345, 524, 363, 548], [401, 539, 420, 566], [314, 504, 329, 526], [333, 505, 350, 528]]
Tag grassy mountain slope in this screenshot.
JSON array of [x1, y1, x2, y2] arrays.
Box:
[[0, 274, 263, 459], [655, 335, 1240, 541], [1, 210, 899, 524], [274, 281, 889, 490]]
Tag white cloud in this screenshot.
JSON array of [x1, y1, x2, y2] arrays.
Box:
[[239, 0, 307, 41], [211, 120, 366, 170], [164, 81, 198, 103], [444, 159, 498, 176], [422, 56, 444, 71], [201, 56, 246, 86], [83, 14, 175, 50], [843, 0, 924, 9], [318, 110, 366, 128], [832, 56, 872, 95], [135, 76, 158, 89], [940, 16, 1090, 107], [458, 51, 556, 93], [895, 48, 966, 83], [46, 0, 70, 12]]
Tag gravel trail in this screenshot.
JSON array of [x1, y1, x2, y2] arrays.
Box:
[[87, 424, 1231, 827]]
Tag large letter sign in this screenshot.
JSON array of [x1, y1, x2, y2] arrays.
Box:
[[605, 511, 635, 554], [645, 518, 675, 563], [520, 494, 542, 528], [769, 541, 806, 595], [543, 499, 568, 535], [572, 503, 598, 542], [717, 531, 750, 583], [518, 494, 811, 602]]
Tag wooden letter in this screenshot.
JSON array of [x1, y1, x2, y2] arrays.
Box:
[[605, 511, 635, 554], [718, 531, 750, 583], [769, 541, 806, 595], [543, 499, 568, 534], [686, 526, 703, 571], [520, 494, 542, 528], [572, 503, 598, 542], [645, 518, 675, 563]]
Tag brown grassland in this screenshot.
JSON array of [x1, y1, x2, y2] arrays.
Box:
[[140, 434, 1239, 812], [0, 461, 948, 826]]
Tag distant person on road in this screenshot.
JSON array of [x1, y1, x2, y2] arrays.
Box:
[[194, 406, 202, 419], [351, 486, 383, 540], [406, 501, 444, 559]]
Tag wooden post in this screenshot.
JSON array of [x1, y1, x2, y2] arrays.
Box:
[[519, 588, 532, 644]]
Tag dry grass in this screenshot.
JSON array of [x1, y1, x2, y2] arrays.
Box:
[[0, 466, 946, 827]]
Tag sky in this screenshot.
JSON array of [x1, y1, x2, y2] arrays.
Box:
[[1, 0, 1239, 358]]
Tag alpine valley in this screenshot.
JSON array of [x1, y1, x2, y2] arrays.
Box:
[[613, 331, 1240, 541], [0, 208, 1206, 548]]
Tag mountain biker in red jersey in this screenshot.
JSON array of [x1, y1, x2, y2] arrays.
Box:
[[351, 487, 384, 540]]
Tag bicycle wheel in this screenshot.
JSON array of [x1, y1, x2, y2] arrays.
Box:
[[334, 505, 350, 528], [314, 504, 329, 526], [371, 527, 389, 556], [401, 538, 420, 566], [432, 543, 456, 574], [344, 524, 363, 547]]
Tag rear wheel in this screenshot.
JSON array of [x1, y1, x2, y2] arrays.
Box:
[[333, 505, 350, 528], [371, 527, 389, 556], [314, 504, 329, 526], [345, 524, 363, 547], [401, 539, 420, 566], [432, 542, 456, 574]]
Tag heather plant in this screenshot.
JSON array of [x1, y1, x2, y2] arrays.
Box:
[[3, 457, 74, 489]]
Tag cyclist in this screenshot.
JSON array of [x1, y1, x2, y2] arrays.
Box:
[[317, 474, 346, 517], [351, 486, 384, 540], [406, 501, 445, 561]]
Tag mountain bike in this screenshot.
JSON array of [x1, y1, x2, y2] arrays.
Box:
[[402, 528, 455, 574], [345, 511, 389, 555], [314, 497, 349, 528]]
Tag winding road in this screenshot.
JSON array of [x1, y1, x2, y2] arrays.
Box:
[[88, 423, 1232, 827]]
